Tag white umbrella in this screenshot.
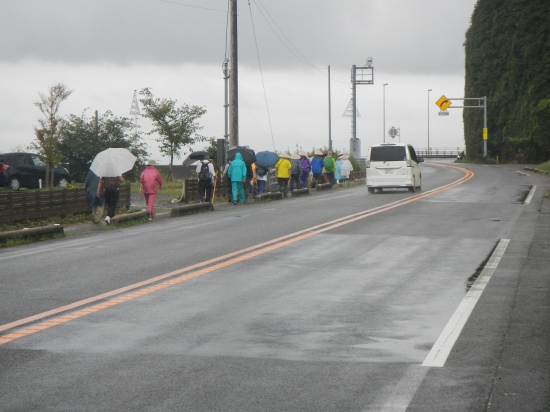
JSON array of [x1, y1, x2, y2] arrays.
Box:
[[90, 148, 137, 177]]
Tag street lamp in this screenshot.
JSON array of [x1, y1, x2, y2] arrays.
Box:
[[383, 83, 388, 143], [427, 89, 432, 155]]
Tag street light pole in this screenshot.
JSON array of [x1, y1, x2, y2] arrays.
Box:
[[427, 89, 432, 155], [383, 83, 388, 143]]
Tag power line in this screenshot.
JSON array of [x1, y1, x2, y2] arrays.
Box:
[[251, 0, 348, 85], [247, 0, 276, 151]]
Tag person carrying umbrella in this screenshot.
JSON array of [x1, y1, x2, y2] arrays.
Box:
[[275, 152, 292, 198], [227, 152, 247, 205], [139, 160, 164, 220], [90, 148, 137, 225]]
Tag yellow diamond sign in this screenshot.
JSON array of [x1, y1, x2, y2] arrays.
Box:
[[435, 95, 452, 111]]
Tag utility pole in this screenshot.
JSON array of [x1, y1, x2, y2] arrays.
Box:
[[229, 0, 239, 148], [222, 59, 229, 162], [328, 65, 332, 151]]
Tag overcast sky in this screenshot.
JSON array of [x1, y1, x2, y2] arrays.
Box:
[[0, 0, 478, 163]]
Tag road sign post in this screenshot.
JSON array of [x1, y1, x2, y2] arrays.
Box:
[[435, 96, 488, 157]]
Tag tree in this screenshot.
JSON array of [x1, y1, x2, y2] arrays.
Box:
[[463, 0, 550, 162], [33, 83, 73, 188], [139, 88, 207, 181], [58, 110, 149, 182]]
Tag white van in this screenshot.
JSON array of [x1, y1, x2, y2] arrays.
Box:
[[365, 143, 423, 193]]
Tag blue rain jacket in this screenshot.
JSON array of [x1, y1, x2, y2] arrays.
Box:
[[227, 152, 247, 182], [311, 157, 324, 174]]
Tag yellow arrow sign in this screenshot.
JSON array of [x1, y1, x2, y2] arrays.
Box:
[[435, 95, 452, 111]]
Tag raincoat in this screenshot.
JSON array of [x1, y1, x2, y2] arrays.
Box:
[[227, 152, 247, 182], [334, 160, 342, 181], [340, 158, 353, 178], [311, 157, 324, 174], [275, 158, 292, 178]]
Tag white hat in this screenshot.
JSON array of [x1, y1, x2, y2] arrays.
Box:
[[279, 152, 291, 159], [147, 160, 157, 165]]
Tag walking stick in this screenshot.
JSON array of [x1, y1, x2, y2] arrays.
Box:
[[211, 172, 218, 203]]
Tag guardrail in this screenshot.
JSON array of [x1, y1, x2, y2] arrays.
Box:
[[416, 149, 463, 158]]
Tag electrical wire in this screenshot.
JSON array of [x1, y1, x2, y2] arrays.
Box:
[[247, 0, 276, 151], [251, 0, 348, 85]]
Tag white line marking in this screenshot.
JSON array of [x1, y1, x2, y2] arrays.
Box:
[[515, 171, 530, 176], [524, 185, 536, 205], [422, 239, 510, 367]]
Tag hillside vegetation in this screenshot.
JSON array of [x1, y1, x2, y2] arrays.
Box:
[[464, 0, 550, 162]]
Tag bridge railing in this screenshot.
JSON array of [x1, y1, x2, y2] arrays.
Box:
[[416, 148, 464, 158]]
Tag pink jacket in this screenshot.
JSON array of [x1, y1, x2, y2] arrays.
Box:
[[139, 166, 164, 194]]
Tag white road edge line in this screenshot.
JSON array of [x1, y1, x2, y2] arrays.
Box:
[[524, 185, 536, 205], [422, 239, 510, 368]]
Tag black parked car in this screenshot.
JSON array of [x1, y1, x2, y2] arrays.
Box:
[[0, 152, 71, 190]]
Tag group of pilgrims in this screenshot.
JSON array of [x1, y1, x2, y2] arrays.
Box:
[[218, 150, 353, 204]]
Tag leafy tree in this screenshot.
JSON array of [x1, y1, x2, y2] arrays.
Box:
[[58, 110, 149, 182], [464, 0, 550, 162], [139, 88, 207, 181], [33, 83, 73, 188]]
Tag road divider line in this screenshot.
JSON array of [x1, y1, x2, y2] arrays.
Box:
[[422, 239, 510, 367], [0, 163, 475, 344], [524, 185, 536, 205]]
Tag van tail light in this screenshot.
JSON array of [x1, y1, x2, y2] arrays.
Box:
[[406, 159, 412, 167], [366, 160, 370, 168], [1, 162, 8, 171]]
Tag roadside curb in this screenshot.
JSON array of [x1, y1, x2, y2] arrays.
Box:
[[111, 211, 149, 225], [255, 192, 283, 202], [525, 166, 550, 175], [170, 202, 214, 217], [0, 224, 64, 243]]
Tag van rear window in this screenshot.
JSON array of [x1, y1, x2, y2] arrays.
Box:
[[370, 146, 406, 162]]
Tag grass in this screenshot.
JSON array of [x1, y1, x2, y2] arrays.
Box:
[[537, 161, 550, 172], [129, 181, 184, 197]]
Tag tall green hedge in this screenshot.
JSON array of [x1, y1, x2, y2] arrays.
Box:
[[464, 0, 550, 162]]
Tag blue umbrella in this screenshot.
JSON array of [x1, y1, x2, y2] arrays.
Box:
[[255, 151, 279, 168]]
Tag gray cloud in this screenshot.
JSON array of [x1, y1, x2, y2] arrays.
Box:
[[1, 0, 476, 74]]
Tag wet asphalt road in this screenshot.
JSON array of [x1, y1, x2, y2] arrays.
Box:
[[0, 161, 549, 411]]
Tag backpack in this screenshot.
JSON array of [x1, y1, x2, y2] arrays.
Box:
[[198, 161, 211, 181], [256, 165, 267, 177], [299, 157, 310, 174], [102, 177, 120, 192]]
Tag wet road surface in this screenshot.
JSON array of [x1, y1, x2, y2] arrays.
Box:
[[1, 161, 549, 411]]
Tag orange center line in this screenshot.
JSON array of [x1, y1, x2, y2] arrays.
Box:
[[0, 162, 473, 346]]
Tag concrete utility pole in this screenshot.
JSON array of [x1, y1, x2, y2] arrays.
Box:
[[229, 0, 239, 148], [328, 65, 332, 151], [222, 59, 229, 163]]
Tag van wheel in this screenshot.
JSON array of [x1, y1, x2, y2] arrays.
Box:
[[409, 179, 416, 193], [368, 188, 375, 194]]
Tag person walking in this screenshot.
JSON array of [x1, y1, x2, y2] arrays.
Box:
[[311, 150, 324, 188], [97, 175, 124, 225], [84, 170, 105, 223], [275, 152, 292, 198], [323, 151, 336, 188], [227, 152, 247, 205], [222, 161, 232, 202], [195, 154, 216, 203], [139, 160, 164, 220], [334, 156, 343, 184], [298, 151, 311, 189], [289, 154, 301, 193], [254, 162, 268, 195], [339, 154, 353, 182]]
